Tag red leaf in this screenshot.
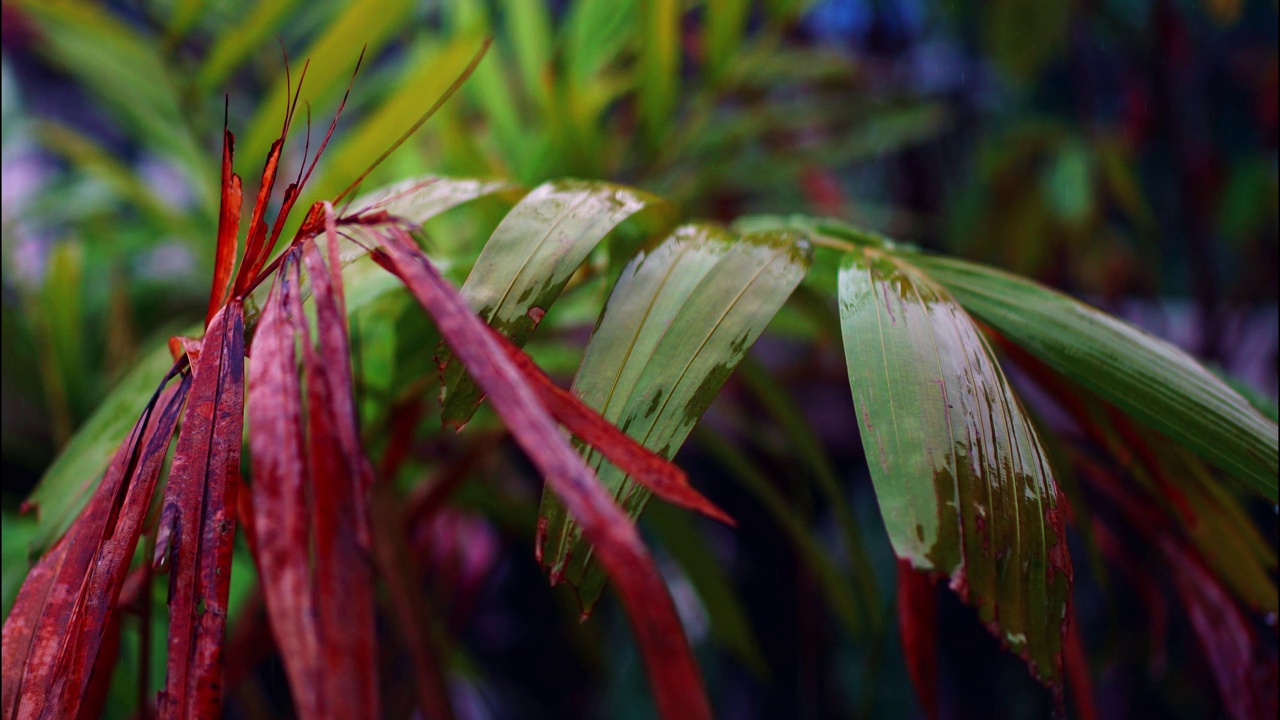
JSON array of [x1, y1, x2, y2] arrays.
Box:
[[246, 248, 322, 718], [230, 140, 284, 296], [299, 215, 379, 720], [367, 223, 713, 720], [896, 560, 938, 720], [158, 303, 244, 720], [206, 128, 243, 327], [2, 374, 187, 719], [1081, 457, 1277, 720], [491, 330, 733, 526], [246, 222, 379, 719], [1163, 537, 1278, 720], [370, 484, 455, 720]]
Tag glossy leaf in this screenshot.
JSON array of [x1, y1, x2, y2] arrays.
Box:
[[537, 224, 812, 610], [911, 253, 1279, 498], [837, 247, 1071, 687], [441, 180, 673, 427], [491, 329, 731, 525], [367, 224, 713, 720]]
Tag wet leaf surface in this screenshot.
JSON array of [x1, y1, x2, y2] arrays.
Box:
[[441, 180, 673, 427], [537, 224, 811, 610], [837, 247, 1071, 688], [912, 253, 1279, 499]]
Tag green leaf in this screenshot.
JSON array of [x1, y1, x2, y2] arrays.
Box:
[[316, 38, 496, 200], [911, 254, 1280, 499], [537, 224, 812, 610], [35, 241, 88, 439], [837, 247, 1071, 686], [16, 0, 212, 208], [704, 0, 750, 83], [501, 0, 554, 112], [24, 337, 180, 557], [195, 0, 306, 94], [638, 0, 680, 148], [563, 0, 637, 85], [440, 180, 674, 427]]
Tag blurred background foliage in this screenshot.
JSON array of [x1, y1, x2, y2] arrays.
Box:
[[1, 0, 1276, 718]]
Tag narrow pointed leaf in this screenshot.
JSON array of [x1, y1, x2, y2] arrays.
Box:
[[911, 253, 1279, 498], [538, 224, 811, 610], [206, 129, 243, 327], [441, 180, 673, 427], [837, 248, 1071, 687], [158, 302, 244, 720], [368, 226, 712, 720], [299, 214, 379, 720], [246, 249, 322, 718]]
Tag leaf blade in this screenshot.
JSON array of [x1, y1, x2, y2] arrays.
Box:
[[837, 248, 1071, 687], [441, 180, 673, 427], [912, 253, 1279, 498], [538, 224, 812, 609]]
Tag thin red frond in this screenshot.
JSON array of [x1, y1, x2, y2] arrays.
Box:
[[206, 119, 243, 327], [366, 224, 712, 720], [246, 218, 380, 719], [298, 217, 379, 720], [246, 248, 322, 718], [158, 302, 244, 720]]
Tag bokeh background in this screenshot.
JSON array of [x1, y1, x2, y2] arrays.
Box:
[[1, 1, 1276, 718]]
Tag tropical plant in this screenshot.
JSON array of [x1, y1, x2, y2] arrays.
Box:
[[3, 2, 1277, 719]]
